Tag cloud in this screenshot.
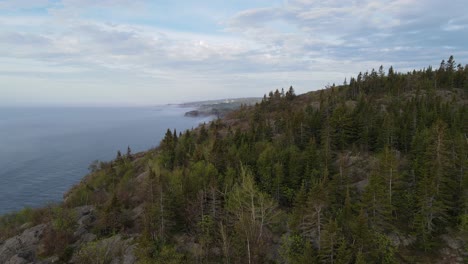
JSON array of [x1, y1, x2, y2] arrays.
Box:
[[227, 0, 468, 68], [0, 0, 467, 105]]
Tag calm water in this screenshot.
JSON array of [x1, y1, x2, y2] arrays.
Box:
[[0, 106, 211, 215]]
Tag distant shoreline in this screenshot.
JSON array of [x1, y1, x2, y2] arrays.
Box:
[[178, 97, 262, 118]]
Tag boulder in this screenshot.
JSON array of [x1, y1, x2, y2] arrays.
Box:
[[77, 214, 95, 228], [74, 206, 94, 221], [0, 224, 46, 264]]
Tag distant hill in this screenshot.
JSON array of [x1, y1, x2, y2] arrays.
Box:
[[0, 56, 467, 264], [181, 97, 262, 118]]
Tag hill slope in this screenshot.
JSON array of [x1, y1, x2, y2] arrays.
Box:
[[0, 56, 467, 264]]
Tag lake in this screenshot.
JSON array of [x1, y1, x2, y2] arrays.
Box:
[[0, 106, 211, 215]]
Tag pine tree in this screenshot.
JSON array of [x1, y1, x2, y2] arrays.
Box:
[[126, 145, 132, 159], [286, 86, 296, 100], [319, 218, 343, 264], [412, 120, 453, 249], [379, 146, 400, 212], [362, 169, 393, 231], [300, 179, 328, 250]]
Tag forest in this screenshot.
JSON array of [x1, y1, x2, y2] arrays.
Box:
[[0, 56, 467, 263]]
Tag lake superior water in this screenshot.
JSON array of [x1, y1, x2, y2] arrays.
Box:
[[0, 106, 212, 215]]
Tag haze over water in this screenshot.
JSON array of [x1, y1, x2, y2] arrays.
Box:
[[0, 106, 211, 215]]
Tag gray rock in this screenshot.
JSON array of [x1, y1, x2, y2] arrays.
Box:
[[388, 233, 400, 247], [77, 214, 95, 227], [5, 254, 29, 264], [19, 223, 33, 231], [36, 255, 60, 264], [122, 244, 136, 264], [136, 171, 149, 183], [71, 205, 97, 251], [74, 206, 94, 220], [440, 247, 451, 256], [441, 234, 462, 250], [400, 235, 416, 247], [131, 204, 145, 221], [0, 224, 46, 264], [73, 227, 87, 238], [353, 179, 369, 192], [74, 232, 97, 247]]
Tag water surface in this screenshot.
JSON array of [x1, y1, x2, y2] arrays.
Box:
[[0, 106, 210, 215]]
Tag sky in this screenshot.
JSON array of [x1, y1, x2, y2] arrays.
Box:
[[0, 0, 467, 106]]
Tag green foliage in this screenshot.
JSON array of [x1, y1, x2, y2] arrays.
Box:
[[280, 234, 318, 264], [225, 168, 281, 263], [2, 56, 466, 263], [138, 244, 186, 264], [0, 207, 46, 240], [51, 206, 76, 232], [74, 238, 126, 264], [40, 206, 77, 260], [373, 233, 397, 264]]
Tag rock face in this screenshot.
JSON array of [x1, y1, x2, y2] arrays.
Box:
[[0, 205, 138, 264], [0, 224, 46, 264], [388, 232, 416, 247], [73, 206, 97, 248]]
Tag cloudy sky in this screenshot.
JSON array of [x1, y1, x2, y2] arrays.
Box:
[[1, 0, 467, 106]]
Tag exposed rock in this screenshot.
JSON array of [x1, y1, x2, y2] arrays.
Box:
[[400, 235, 416, 247], [66, 205, 98, 251], [131, 204, 145, 221], [73, 230, 96, 247], [77, 214, 95, 228], [19, 223, 33, 231], [73, 226, 87, 238], [388, 233, 400, 247], [439, 247, 464, 264], [74, 206, 94, 220], [441, 234, 462, 250], [136, 171, 149, 183], [36, 255, 60, 264], [75, 206, 95, 229], [122, 244, 136, 264], [353, 179, 369, 192], [0, 224, 46, 264], [5, 254, 29, 264], [388, 233, 416, 247]]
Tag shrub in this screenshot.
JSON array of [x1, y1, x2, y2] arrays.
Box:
[[73, 238, 126, 264]]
